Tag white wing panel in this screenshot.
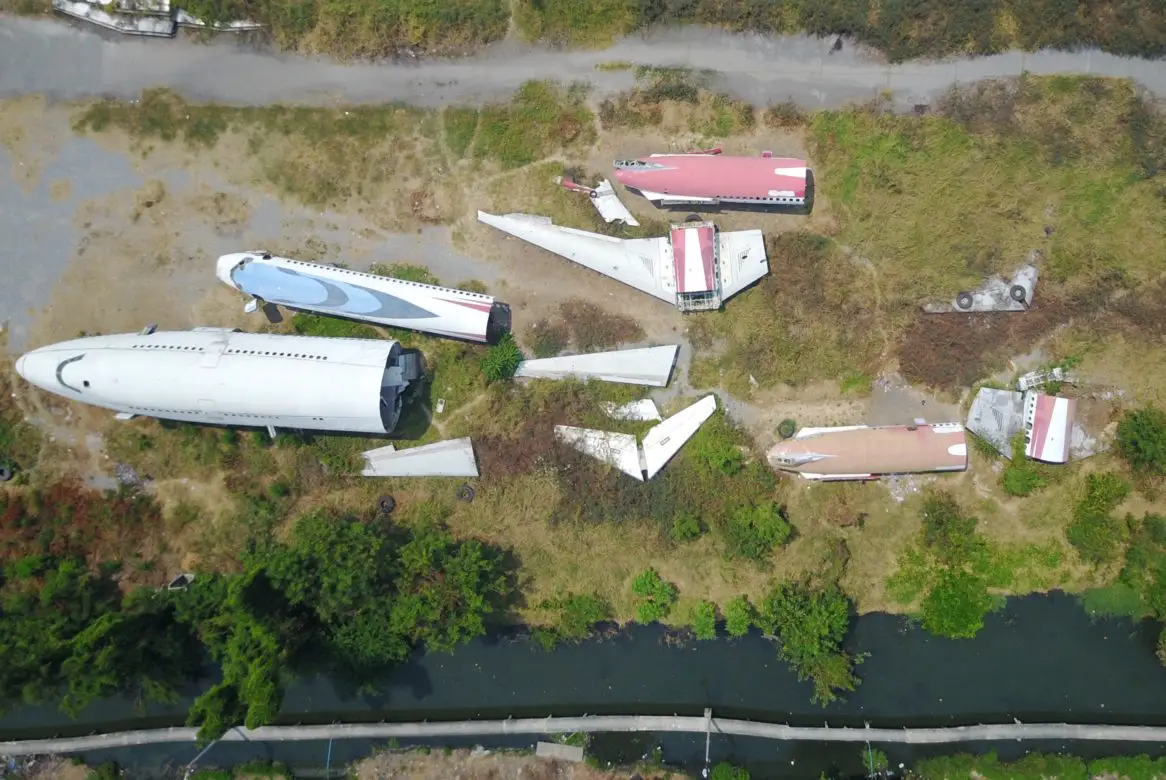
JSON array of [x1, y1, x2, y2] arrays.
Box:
[[716, 229, 769, 301], [478, 212, 676, 304], [641, 395, 717, 479], [361, 438, 479, 477], [514, 345, 679, 387], [554, 425, 643, 480]]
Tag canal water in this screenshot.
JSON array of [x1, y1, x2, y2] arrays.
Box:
[[3, 593, 1165, 777]]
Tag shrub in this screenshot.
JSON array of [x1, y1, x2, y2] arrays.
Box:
[[1066, 472, 1132, 563], [1117, 407, 1166, 476], [757, 582, 859, 703], [921, 569, 993, 639], [671, 513, 704, 543], [1119, 513, 1166, 619], [723, 502, 792, 562], [631, 568, 678, 623], [540, 592, 610, 641], [480, 333, 522, 384], [920, 492, 978, 565], [691, 600, 718, 640], [710, 763, 750, 780], [724, 595, 754, 637], [1002, 435, 1050, 497]]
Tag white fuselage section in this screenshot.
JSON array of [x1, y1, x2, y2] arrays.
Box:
[[216, 253, 511, 344], [15, 329, 419, 435]]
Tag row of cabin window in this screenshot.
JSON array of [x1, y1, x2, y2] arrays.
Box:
[[128, 407, 326, 422], [130, 343, 330, 361], [281, 259, 492, 301], [131, 344, 206, 352], [225, 348, 329, 360]]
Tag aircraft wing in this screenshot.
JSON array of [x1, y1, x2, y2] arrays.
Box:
[[478, 211, 677, 304], [716, 229, 769, 301]]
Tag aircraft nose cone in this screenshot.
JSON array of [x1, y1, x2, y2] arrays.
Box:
[[15, 353, 26, 379], [216, 253, 247, 288]]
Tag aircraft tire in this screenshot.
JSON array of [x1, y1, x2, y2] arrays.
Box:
[[589, 190, 599, 199], [956, 292, 974, 310], [1010, 285, 1027, 303], [777, 419, 797, 439], [0, 464, 14, 483], [685, 213, 703, 223], [457, 484, 475, 503], [377, 495, 396, 514]]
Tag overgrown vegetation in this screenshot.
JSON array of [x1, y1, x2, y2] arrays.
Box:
[[755, 582, 860, 704], [179, 0, 509, 58], [688, 233, 882, 396], [513, 0, 1166, 62], [913, 751, 1166, 780], [888, 493, 998, 639], [1118, 406, 1166, 478], [0, 485, 514, 740], [631, 568, 678, 623], [1065, 473, 1131, 564]]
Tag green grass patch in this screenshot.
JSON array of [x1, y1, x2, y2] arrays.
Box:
[[184, 0, 509, 59], [474, 81, 595, 169], [1079, 583, 1149, 619], [689, 93, 756, 138], [512, 0, 638, 47], [442, 107, 479, 158], [916, 751, 1166, 780]]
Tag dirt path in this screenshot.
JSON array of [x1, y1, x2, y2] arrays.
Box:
[[4, 16, 1166, 111]]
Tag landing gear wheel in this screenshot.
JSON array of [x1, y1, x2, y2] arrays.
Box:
[[457, 484, 475, 503], [1009, 285, 1027, 303], [376, 495, 396, 515], [777, 419, 797, 440], [0, 464, 14, 483], [956, 292, 974, 310], [589, 190, 599, 199]]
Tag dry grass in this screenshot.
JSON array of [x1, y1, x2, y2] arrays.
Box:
[[687, 233, 885, 397], [355, 746, 686, 780], [811, 78, 1166, 305]]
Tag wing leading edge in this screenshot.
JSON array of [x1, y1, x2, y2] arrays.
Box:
[[477, 211, 677, 304]]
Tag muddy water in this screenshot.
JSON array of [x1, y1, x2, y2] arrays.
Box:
[[2, 594, 1164, 777]]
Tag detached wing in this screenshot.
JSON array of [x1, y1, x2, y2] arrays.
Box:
[[478, 211, 676, 304]]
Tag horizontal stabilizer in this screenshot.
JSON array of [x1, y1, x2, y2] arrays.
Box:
[[602, 399, 662, 421], [642, 395, 717, 479], [361, 438, 479, 477], [515, 345, 679, 387], [554, 395, 717, 481], [554, 426, 643, 480]]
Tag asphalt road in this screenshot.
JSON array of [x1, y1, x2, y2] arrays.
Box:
[[4, 15, 1166, 109]]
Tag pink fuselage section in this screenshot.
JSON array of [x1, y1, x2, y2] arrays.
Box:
[[614, 155, 807, 205]]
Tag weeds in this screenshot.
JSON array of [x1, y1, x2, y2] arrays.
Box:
[[687, 233, 882, 397], [474, 81, 595, 169]]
